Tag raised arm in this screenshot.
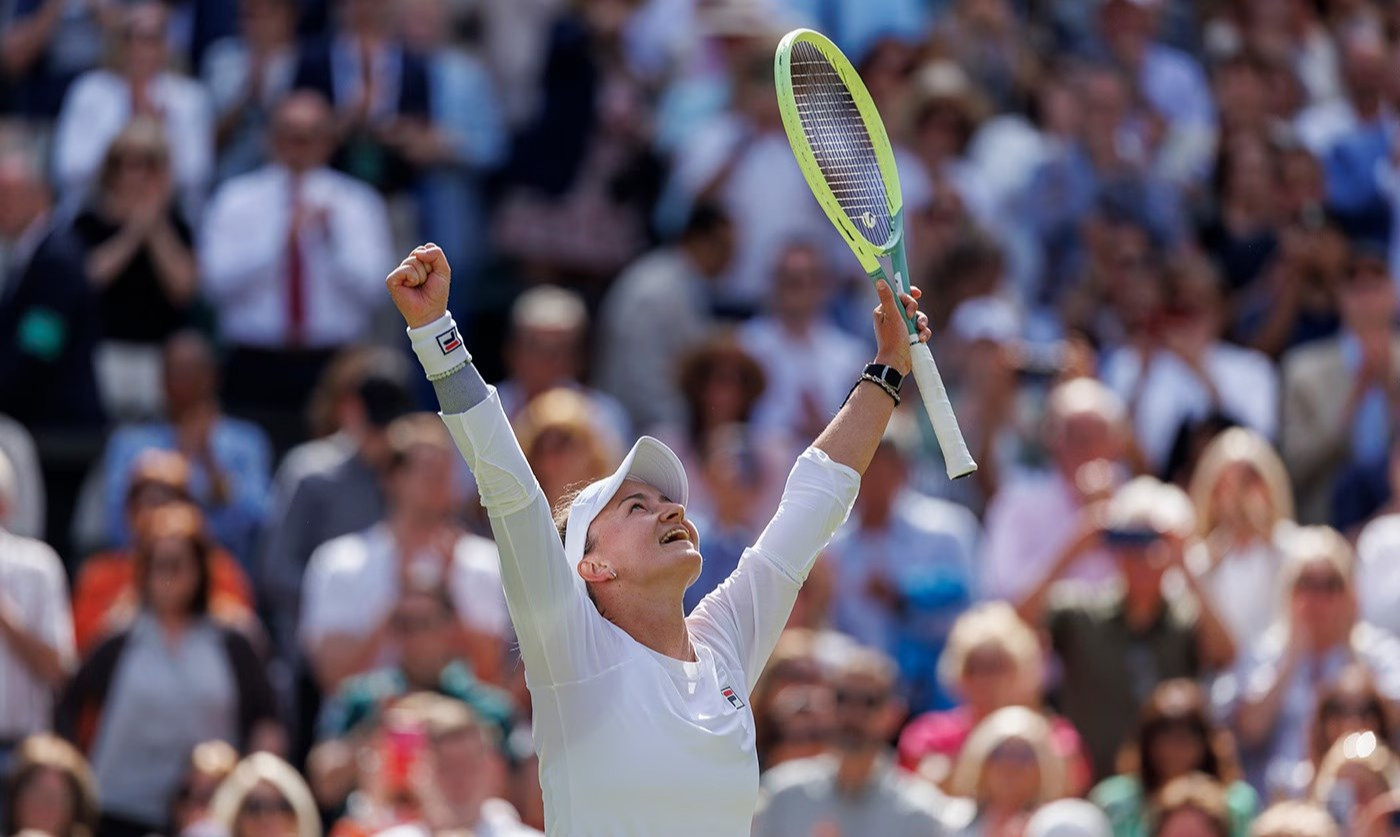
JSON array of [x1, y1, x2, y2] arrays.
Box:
[[812, 279, 931, 473], [386, 244, 595, 685], [689, 280, 932, 687]]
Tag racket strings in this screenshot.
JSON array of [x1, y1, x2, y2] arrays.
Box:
[[788, 41, 891, 246]]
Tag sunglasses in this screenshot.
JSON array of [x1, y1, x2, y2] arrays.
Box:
[[988, 741, 1038, 766], [834, 689, 887, 710], [1322, 699, 1381, 720], [241, 795, 293, 817], [1295, 574, 1345, 595]]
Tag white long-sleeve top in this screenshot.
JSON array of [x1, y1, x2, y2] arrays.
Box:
[[440, 388, 859, 837]]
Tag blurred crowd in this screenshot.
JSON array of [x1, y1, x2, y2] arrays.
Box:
[[8, 0, 1400, 835]]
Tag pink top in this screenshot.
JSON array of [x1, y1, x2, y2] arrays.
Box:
[[897, 706, 1094, 795]]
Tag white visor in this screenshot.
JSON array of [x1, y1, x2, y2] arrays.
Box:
[[563, 436, 689, 568]]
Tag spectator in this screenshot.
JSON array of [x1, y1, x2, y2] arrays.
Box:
[[51, 1, 213, 216], [595, 202, 736, 432], [292, 0, 431, 194], [1, 735, 98, 837], [209, 752, 321, 837], [300, 414, 509, 693], [1017, 476, 1235, 779], [1225, 527, 1400, 797], [825, 426, 980, 712], [495, 285, 631, 448], [749, 630, 831, 771], [982, 378, 1127, 601], [375, 694, 541, 837], [260, 372, 412, 659], [759, 681, 836, 773], [752, 648, 959, 837], [1248, 802, 1338, 837], [0, 413, 45, 539], [394, 0, 507, 285], [1281, 245, 1399, 524], [1310, 731, 1400, 834], [493, 0, 661, 285], [98, 331, 272, 567], [0, 0, 113, 119], [898, 602, 1090, 795], [946, 706, 1067, 837], [1102, 251, 1278, 475], [1356, 478, 1400, 637], [1198, 133, 1282, 295], [656, 333, 789, 537], [202, 0, 302, 183], [1090, 680, 1257, 837], [1152, 774, 1234, 837], [200, 90, 394, 452], [738, 240, 870, 443], [73, 119, 198, 419], [1308, 666, 1393, 776], [512, 387, 620, 510], [169, 741, 239, 837], [0, 147, 103, 431], [317, 586, 515, 751], [1186, 428, 1296, 649], [56, 505, 280, 837], [74, 450, 254, 655], [0, 448, 74, 768]]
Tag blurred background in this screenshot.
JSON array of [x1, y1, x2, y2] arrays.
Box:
[[4, 1, 1400, 836]]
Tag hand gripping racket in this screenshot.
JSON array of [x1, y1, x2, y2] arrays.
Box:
[[774, 28, 976, 479]]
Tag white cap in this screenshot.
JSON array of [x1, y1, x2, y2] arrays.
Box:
[[564, 436, 690, 568], [1024, 800, 1112, 837]]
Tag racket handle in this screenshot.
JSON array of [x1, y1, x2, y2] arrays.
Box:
[[909, 341, 977, 479]]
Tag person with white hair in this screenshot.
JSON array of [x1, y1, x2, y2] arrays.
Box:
[[981, 377, 1129, 600], [495, 284, 632, 449], [1016, 475, 1236, 780], [0, 447, 75, 773]]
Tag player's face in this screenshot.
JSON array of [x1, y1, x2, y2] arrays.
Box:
[[586, 478, 702, 589]]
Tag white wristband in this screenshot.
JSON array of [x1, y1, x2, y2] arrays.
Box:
[[407, 313, 471, 381]]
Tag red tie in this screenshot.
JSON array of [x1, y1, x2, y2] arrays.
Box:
[[286, 179, 306, 346]]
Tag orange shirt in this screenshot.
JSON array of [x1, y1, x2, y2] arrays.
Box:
[[72, 548, 255, 654]]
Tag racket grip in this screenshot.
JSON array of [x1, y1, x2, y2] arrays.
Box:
[[909, 342, 977, 479]]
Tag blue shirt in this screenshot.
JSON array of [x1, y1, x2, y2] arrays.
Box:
[[101, 418, 272, 567]]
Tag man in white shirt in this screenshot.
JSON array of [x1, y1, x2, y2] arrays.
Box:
[[739, 240, 869, 443], [301, 414, 509, 692], [0, 448, 74, 764], [981, 378, 1128, 601], [200, 90, 393, 449], [595, 203, 735, 432]]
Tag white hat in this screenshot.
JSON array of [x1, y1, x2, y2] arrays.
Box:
[[950, 295, 1021, 344], [563, 436, 690, 569], [1024, 800, 1112, 837]]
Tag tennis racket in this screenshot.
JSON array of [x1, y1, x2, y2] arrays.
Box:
[[774, 28, 976, 479]]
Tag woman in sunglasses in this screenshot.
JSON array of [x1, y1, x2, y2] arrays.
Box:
[[1221, 527, 1400, 796], [210, 753, 321, 837], [1308, 666, 1393, 774], [1091, 680, 1256, 837]]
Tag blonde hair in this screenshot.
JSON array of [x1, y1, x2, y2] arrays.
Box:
[[210, 753, 321, 837], [1278, 526, 1356, 611], [1189, 428, 1294, 537], [514, 388, 618, 479], [1107, 476, 1196, 538], [949, 706, 1065, 805], [2, 735, 99, 837], [938, 602, 1043, 700], [1311, 731, 1400, 805], [1045, 378, 1127, 436], [1249, 802, 1339, 837], [97, 117, 170, 193]]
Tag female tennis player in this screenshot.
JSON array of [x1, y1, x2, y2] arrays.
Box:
[[386, 243, 931, 836]]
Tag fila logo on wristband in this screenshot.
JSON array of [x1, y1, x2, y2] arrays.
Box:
[[436, 327, 462, 355], [721, 685, 745, 710]]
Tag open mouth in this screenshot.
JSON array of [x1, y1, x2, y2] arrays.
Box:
[[660, 527, 692, 546]]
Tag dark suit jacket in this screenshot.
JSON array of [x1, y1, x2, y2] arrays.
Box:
[[0, 224, 104, 429]]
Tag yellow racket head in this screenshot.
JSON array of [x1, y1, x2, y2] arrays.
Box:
[[774, 28, 906, 274]]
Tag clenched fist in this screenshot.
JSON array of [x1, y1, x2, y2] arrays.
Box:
[[386, 243, 451, 328]]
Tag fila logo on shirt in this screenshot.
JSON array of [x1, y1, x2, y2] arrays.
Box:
[[721, 685, 745, 710], [436, 327, 462, 355]]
